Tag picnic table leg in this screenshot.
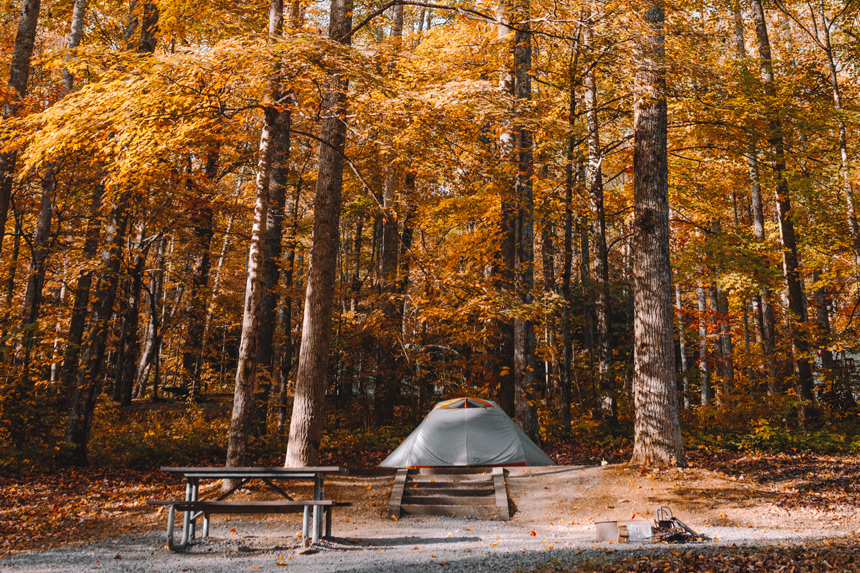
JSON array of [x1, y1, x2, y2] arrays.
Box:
[[325, 507, 332, 538], [166, 504, 191, 551], [202, 513, 210, 538], [189, 478, 199, 540], [312, 505, 321, 545], [302, 506, 310, 548]]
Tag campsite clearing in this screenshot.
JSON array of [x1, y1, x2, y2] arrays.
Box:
[[2, 460, 857, 570]]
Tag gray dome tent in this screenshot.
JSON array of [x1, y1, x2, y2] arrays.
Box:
[[379, 398, 555, 467]]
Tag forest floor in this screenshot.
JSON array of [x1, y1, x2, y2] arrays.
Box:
[[1, 454, 858, 571]]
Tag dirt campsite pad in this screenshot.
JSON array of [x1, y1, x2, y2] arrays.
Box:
[[1, 460, 858, 571]]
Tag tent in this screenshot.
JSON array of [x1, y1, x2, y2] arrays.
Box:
[[379, 397, 555, 467]]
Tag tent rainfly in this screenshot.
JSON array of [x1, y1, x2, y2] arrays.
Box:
[[379, 398, 556, 467]]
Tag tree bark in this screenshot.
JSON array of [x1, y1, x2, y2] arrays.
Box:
[[181, 151, 218, 392], [64, 197, 130, 464], [560, 69, 576, 433], [284, 0, 353, 466], [584, 18, 614, 422], [697, 285, 711, 405], [59, 186, 102, 401], [0, 0, 42, 256], [511, 0, 539, 442], [225, 0, 287, 470], [749, 0, 814, 425], [257, 109, 291, 419], [496, 0, 517, 417], [115, 234, 147, 406], [61, 0, 88, 91], [818, 4, 860, 265], [676, 285, 690, 410], [630, 0, 685, 467], [134, 236, 166, 397]]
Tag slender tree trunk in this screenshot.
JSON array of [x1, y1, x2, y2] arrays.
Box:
[[541, 222, 557, 402], [16, 170, 56, 368], [750, 0, 814, 425], [115, 237, 146, 406], [736, 3, 777, 394], [630, 0, 685, 466], [135, 236, 166, 397], [373, 11, 408, 426], [284, 0, 353, 466], [4, 209, 21, 309], [697, 285, 711, 405], [496, 0, 517, 417], [181, 151, 218, 392], [276, 180, 302, 432], [560, 66, 576, 433], [818, 6, 860, 265], [584, 18, 614, 422], [61, 0, 88, 91], [0, 0, 43, 256], [716, 284, 734, 403], [64, 198, 130, 464], [676, 284, 690, 410], [59, 186, 102, 400]]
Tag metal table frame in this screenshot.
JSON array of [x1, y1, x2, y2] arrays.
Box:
[[160, 466, 345, 550]]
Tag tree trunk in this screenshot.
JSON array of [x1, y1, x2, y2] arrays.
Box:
[[59, 186, 102, 401], [181, 151, 218, 393], [560, 71, 576, 433], [584, 18, 614, 422], [511, 0, 539, 442], [697, 285, 711, 405], [0, 0, 43, 256], [284, 0, 353, 467], [61, 0, 88, 91], [16, 169, 56, 368], [64, 197, 130, 464], [630, 1, 685, 467], [114, 230, 147, 406], [276, 179, 302, 432], [225, 0, 286, 470], [257, 110, 291, 420], [676, 284, 690, 410], [749, 0, 814, 425], [496, 0, 517, 418], [818, 5, 860, 265], [373, 11, 408, 426]]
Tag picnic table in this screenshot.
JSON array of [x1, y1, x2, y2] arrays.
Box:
[[147, 466, 349, 551]]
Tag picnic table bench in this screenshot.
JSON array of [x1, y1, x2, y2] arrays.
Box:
[[147, 466, 350, 551]]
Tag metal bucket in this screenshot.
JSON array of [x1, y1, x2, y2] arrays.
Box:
[[595, 520, 618, 542]]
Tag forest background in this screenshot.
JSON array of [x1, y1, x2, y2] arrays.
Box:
[[0, 0, 859, 474]]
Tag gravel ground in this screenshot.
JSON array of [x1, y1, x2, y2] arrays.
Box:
[[0, 517, 845, 572], [2, 464, 854, 572]]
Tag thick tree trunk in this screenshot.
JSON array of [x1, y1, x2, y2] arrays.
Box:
[[257, 110, 291, 418], [0, 0, 42, 256], [225, 0, 286, 470], [511, 2, 539, 442], [584, 19, 614, 422], [284, 0, 352, 467], [181, 151, 218, 392], [750, 0, 814, 425], [630, 1, 685, 467]]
